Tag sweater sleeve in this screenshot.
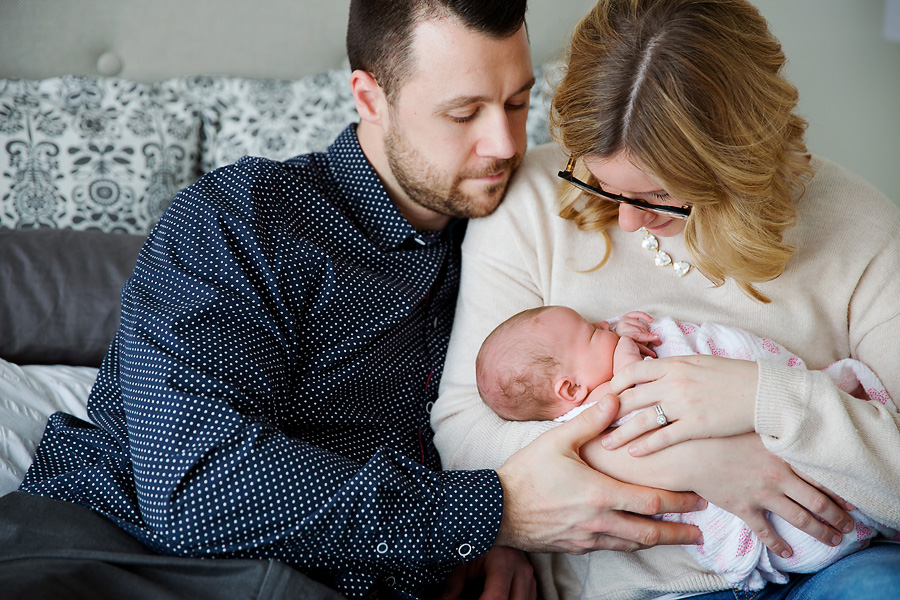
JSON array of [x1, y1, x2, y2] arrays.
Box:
[[432, 146, 564, 470], [755, 196, 900, 529]]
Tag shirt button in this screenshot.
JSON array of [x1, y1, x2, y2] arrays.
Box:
[[385, 576, 396, 586], [457, 543, 473, 558], [433, 317, 439, 329], [425, 401, 434, 414], [414, 237, 427, 246], [377, 542, 389, 554]]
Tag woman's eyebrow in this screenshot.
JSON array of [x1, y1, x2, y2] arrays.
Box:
[[596, 179, 668, 196]]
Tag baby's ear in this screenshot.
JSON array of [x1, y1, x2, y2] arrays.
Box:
[[554, 376, 588, 404]]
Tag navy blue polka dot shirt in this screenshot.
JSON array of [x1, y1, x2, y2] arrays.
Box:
[[21, 125, 504, 599]]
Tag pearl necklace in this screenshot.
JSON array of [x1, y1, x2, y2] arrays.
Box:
[[639, 227, 692, 277]]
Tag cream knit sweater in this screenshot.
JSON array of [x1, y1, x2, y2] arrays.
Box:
[[432, 143, 900, 600]]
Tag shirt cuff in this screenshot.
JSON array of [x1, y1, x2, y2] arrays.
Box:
[[432, 468, 504, 562]]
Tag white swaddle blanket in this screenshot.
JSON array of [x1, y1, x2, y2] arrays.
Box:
[[559, 316, 898, 591]]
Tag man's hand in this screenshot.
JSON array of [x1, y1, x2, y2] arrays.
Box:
[[494, 397, 706, 554], [439, 546, 537, 600]]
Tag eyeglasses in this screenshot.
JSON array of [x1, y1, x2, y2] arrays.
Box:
[[557, 157, 691, 220]]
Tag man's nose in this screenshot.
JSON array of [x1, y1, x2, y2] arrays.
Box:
[[474, 110, 517, 160]]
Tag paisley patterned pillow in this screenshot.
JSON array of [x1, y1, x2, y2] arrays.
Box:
[[0, 77, 202, 233]]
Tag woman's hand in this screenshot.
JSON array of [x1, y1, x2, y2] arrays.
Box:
[[582, 430, 855, 559], [661, 433, 855, 558], [600, 355, 757, 456]]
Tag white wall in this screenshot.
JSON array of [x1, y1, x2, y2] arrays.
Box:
[[0, 0, 593, 80], [1, 0, 896, 203], [752, 0, 900, 203], [541, 0, 900, 204]]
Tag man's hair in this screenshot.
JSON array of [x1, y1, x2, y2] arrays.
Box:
[[550, 0, 811, 303], [475, 307, 561, 421], [347, 0, 528, 103]]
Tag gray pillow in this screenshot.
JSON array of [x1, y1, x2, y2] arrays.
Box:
[[0, 228, 145, 367]]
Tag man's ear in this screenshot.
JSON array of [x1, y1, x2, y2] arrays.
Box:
[[350, 70, 387, 125], [553, 376, 588, 404]]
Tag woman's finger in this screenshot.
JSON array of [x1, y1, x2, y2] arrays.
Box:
[[792, 468, 857, 512], [439, 563, 468, 600], [783, 475, 854, 538], [478, 558, 513, 600], [737, 508, 793, 559], [601, 407, 661, 450], [608, 358, 671, 396], [627, 424, 690, 456], [769, 496, 843, 550]]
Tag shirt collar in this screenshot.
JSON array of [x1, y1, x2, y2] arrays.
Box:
[[326, 125, 444, 252]]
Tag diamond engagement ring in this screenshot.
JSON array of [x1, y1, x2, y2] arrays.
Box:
[[655, 404, 668, 426]]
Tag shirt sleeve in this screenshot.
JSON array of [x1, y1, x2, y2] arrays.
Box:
[[112, 173, 503, 586]]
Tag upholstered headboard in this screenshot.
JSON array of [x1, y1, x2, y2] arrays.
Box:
[[0, 0, 596, 82]]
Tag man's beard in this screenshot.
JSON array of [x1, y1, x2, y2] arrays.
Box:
[[385, 125, 522, 221]]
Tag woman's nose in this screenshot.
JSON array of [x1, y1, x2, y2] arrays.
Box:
[[617, 203, 654, 232]]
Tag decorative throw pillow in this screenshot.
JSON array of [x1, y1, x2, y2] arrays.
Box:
[[0, 228, 145, 367], [186, 66, 553, 173], [0, 77, 202, 233], [175, 71, 359, 173]]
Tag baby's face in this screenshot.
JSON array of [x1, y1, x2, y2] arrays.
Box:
[[539, 307, 620, 390]]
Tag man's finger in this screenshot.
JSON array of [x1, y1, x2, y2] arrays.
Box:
[[555, 395, 620, 449], [604, 480, 707, 518], [586, 511, 704, 549]]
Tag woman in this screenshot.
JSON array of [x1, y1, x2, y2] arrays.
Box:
[[432, 0, 900, 598]]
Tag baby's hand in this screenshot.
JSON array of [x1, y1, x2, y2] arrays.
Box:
[[614, 311, 659, 348]]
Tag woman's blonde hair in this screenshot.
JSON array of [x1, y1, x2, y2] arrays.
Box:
[[550, 0, 811, 302]]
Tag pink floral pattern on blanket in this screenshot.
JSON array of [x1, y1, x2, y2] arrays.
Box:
[[645, 316, 899, 591]]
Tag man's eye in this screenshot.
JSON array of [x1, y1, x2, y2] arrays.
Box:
[[449, 113, 477, 124]]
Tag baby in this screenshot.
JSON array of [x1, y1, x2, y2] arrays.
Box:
[[476, 305, 898, 591], [475, 306, 657, 423]]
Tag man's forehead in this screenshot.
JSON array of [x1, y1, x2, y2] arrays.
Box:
[[402, 18, 532, 99]]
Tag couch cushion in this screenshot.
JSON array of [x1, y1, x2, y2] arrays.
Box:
[[0, 228, 144, 366], [0, 77, 202, 233]]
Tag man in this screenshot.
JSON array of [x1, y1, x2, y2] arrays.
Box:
[[2, 1, 703, 599]]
